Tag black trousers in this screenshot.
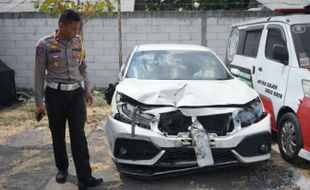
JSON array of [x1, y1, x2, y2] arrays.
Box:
[[45, 87, 92, 182]]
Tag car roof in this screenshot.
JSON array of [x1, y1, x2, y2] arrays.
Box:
[[136, 44, 212, 52], [232, 14, 310, 27]]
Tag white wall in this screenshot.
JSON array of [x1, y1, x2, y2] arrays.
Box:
[[0, 11, 276, 89]]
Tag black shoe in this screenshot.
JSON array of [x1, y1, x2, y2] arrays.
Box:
[[55, 170, 68, 184], [78, 177, 104, 190]]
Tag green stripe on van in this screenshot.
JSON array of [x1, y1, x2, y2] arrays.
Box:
[[238, 76, 253, 88]]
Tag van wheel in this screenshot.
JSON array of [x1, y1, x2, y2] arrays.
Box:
[[277, 113, 302, 163]]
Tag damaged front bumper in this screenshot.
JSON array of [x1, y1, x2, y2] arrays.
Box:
[[105, 113, 271, 178]]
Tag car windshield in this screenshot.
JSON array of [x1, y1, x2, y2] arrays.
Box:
[[291, 24, 310, 69], [126, 50, 232, 80]]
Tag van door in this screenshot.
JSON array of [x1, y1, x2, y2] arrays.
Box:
[[256, 24, 290, 130], [226, 25, 264, 89]]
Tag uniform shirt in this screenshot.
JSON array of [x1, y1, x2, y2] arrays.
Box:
[[34, 32, 90, 106]]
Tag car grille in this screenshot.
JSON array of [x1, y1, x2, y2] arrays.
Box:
[[197, 113, 234, 136], [158, 111, 234, 136], [158, 111, 192, 135], [156, 148, 236, 167]]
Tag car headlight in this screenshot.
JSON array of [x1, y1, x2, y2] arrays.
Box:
[[302, 80, 310, 98], [115, 93, 154, 129], [237, 98, 264, 127]]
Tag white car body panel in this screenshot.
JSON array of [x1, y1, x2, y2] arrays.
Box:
[[116, 78, 258, 107]]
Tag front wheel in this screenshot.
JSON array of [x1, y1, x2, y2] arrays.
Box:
[[277, 112, 303, 163]]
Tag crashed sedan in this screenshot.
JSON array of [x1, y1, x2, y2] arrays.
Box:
[[105, 44, 271, 178]]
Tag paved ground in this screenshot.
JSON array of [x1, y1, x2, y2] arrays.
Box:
[[1, 118, 310, 190]]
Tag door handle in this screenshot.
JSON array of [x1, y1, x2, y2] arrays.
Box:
[[252, 66, 255, 74], [258, 67, 262, 72]]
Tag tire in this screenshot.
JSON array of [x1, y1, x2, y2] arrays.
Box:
[[277, 112, 303, 163]]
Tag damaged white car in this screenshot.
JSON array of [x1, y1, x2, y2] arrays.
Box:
[[105, 44, 271, 178]]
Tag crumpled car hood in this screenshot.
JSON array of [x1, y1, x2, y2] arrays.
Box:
[[116, 78, 258, 107]]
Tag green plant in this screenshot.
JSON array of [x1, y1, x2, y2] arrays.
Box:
[[33, 0, 115, 25]]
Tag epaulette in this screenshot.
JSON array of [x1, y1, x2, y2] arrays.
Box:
[[37, 34, 53, 46]]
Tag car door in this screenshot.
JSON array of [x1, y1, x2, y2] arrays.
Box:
[[226, 25, 264, 89], [256, 24, 290, 130]]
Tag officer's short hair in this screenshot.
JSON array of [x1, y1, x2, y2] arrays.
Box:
[[59, 9, 81, 25]]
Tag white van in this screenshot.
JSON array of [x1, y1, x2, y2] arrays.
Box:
[[225, 14, 310, 163]]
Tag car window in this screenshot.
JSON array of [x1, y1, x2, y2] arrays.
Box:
[[119, 52, 132, 80], [291, 24, 310, 69], [243, 30, 262, 58], [226, 28, 239, 63], [126, 50, 232, 80], [265, 29, 286, 60]]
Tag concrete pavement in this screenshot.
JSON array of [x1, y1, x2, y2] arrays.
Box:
[[1, 118, 310, 190]]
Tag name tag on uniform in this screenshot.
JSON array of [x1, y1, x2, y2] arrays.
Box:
[[49, 50, 61, 54]]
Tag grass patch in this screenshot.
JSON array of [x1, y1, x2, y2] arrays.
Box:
[[0, 92, 111, 128]]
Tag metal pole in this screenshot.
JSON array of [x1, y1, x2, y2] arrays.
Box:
[[77, 0, 83, 35], [117, 0, 123, 70], [131, 107, 138, 137]]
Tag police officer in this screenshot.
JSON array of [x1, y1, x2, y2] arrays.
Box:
[[34, 9, 103, 189]]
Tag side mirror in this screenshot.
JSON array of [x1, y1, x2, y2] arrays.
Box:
[[271, 44, 288, 65], [104, 83, 118, 105], [230, 68, 240, 76]]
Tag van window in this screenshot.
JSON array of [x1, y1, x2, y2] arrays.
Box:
[[243, 30, 262, 57], [291, 24, 310, 69], [265, 29, 287, 61], [226, 28, 239, 62], [236, 29, 246, 55]]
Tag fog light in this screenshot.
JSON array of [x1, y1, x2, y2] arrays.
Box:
[[114, 138, 160, 160], [260, 143, 270, 153], [119, 147, 127, 156]]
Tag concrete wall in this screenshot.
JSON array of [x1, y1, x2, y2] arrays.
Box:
[[0, 11, 277, 89]]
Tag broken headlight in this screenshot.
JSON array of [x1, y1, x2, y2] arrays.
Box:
[[115, 93, 154, 129], [237, 98, 264, 127]]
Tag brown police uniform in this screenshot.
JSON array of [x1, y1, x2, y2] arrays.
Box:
[[34, 32, 94, 184], [34, 32, 90, 105]]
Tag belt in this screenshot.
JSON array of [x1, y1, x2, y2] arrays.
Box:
[[47, 82, 81, 91]]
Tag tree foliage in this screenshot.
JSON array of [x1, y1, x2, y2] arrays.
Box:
[[145, 0, 250, 11], [33, 0, 115, 25]]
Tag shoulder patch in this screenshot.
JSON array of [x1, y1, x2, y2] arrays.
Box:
[[36, 45, 44, 56]]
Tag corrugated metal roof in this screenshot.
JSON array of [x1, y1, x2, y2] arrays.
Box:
[[0, 0, 135, 13], [257, 0, 310, 10]]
